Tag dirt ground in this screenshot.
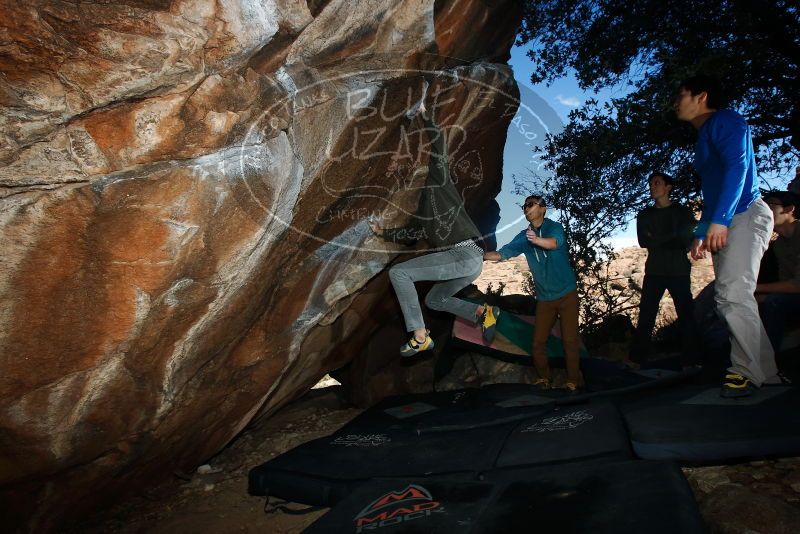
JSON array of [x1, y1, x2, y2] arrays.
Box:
[[76, 386, 361, 534]]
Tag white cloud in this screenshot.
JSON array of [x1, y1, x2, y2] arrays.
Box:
[[555, 94, 581, 108]]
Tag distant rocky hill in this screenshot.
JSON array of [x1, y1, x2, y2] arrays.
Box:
[[475, 247, 715, 327]]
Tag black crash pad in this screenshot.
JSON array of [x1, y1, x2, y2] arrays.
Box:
[[345, 385, 555, 433], [495, 402, 631, 468], [248, 424, 505, 505], [304, 460, 706, 534], [623, 384, 800, 462], [350, 365, 690, 436], [249, 390, 632, 506]]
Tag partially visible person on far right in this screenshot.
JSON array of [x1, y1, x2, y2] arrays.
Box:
[[788, 166, 800, 195], [756, 190, 800, 360]]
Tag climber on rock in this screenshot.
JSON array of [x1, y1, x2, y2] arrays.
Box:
[[370, 88, 498, 358]]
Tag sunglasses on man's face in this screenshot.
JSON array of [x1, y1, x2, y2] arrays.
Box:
[[522, 201, 544, 210]]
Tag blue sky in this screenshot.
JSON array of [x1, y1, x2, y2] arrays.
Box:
[[495, 44, 639, 248]]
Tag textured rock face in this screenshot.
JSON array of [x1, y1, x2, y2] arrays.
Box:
[[0, 0, 522, 529]]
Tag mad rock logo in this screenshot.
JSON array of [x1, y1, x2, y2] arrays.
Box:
[[354, 484, 444, 532], [522, 410, 594, 433]]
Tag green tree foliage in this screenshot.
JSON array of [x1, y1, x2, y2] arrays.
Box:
[[520, 0, 798, 154], [515, 0, 799, 330]]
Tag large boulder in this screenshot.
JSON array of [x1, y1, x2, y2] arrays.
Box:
[[0, 0, 522, 530]]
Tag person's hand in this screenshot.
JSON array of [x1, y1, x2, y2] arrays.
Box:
[[526, 229, 537, 245], [690, 238, 706, 260], [705, 223, 728, 253], [419, 100, 426, 114], [483, 251, 501, 262], [368, 220, 384, 236]]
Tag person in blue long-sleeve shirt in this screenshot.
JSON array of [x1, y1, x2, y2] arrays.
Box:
[[675, 74, 778, 397]]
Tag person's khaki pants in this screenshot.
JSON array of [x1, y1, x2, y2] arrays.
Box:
[[533, 289, 581, 384], [713, 198, 776, 386]]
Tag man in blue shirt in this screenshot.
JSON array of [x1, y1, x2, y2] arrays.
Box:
[[675, 75, 777, 397], [484, 195, 581, 392]]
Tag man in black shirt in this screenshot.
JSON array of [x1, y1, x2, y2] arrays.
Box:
[[630, 172, 698, 366]]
